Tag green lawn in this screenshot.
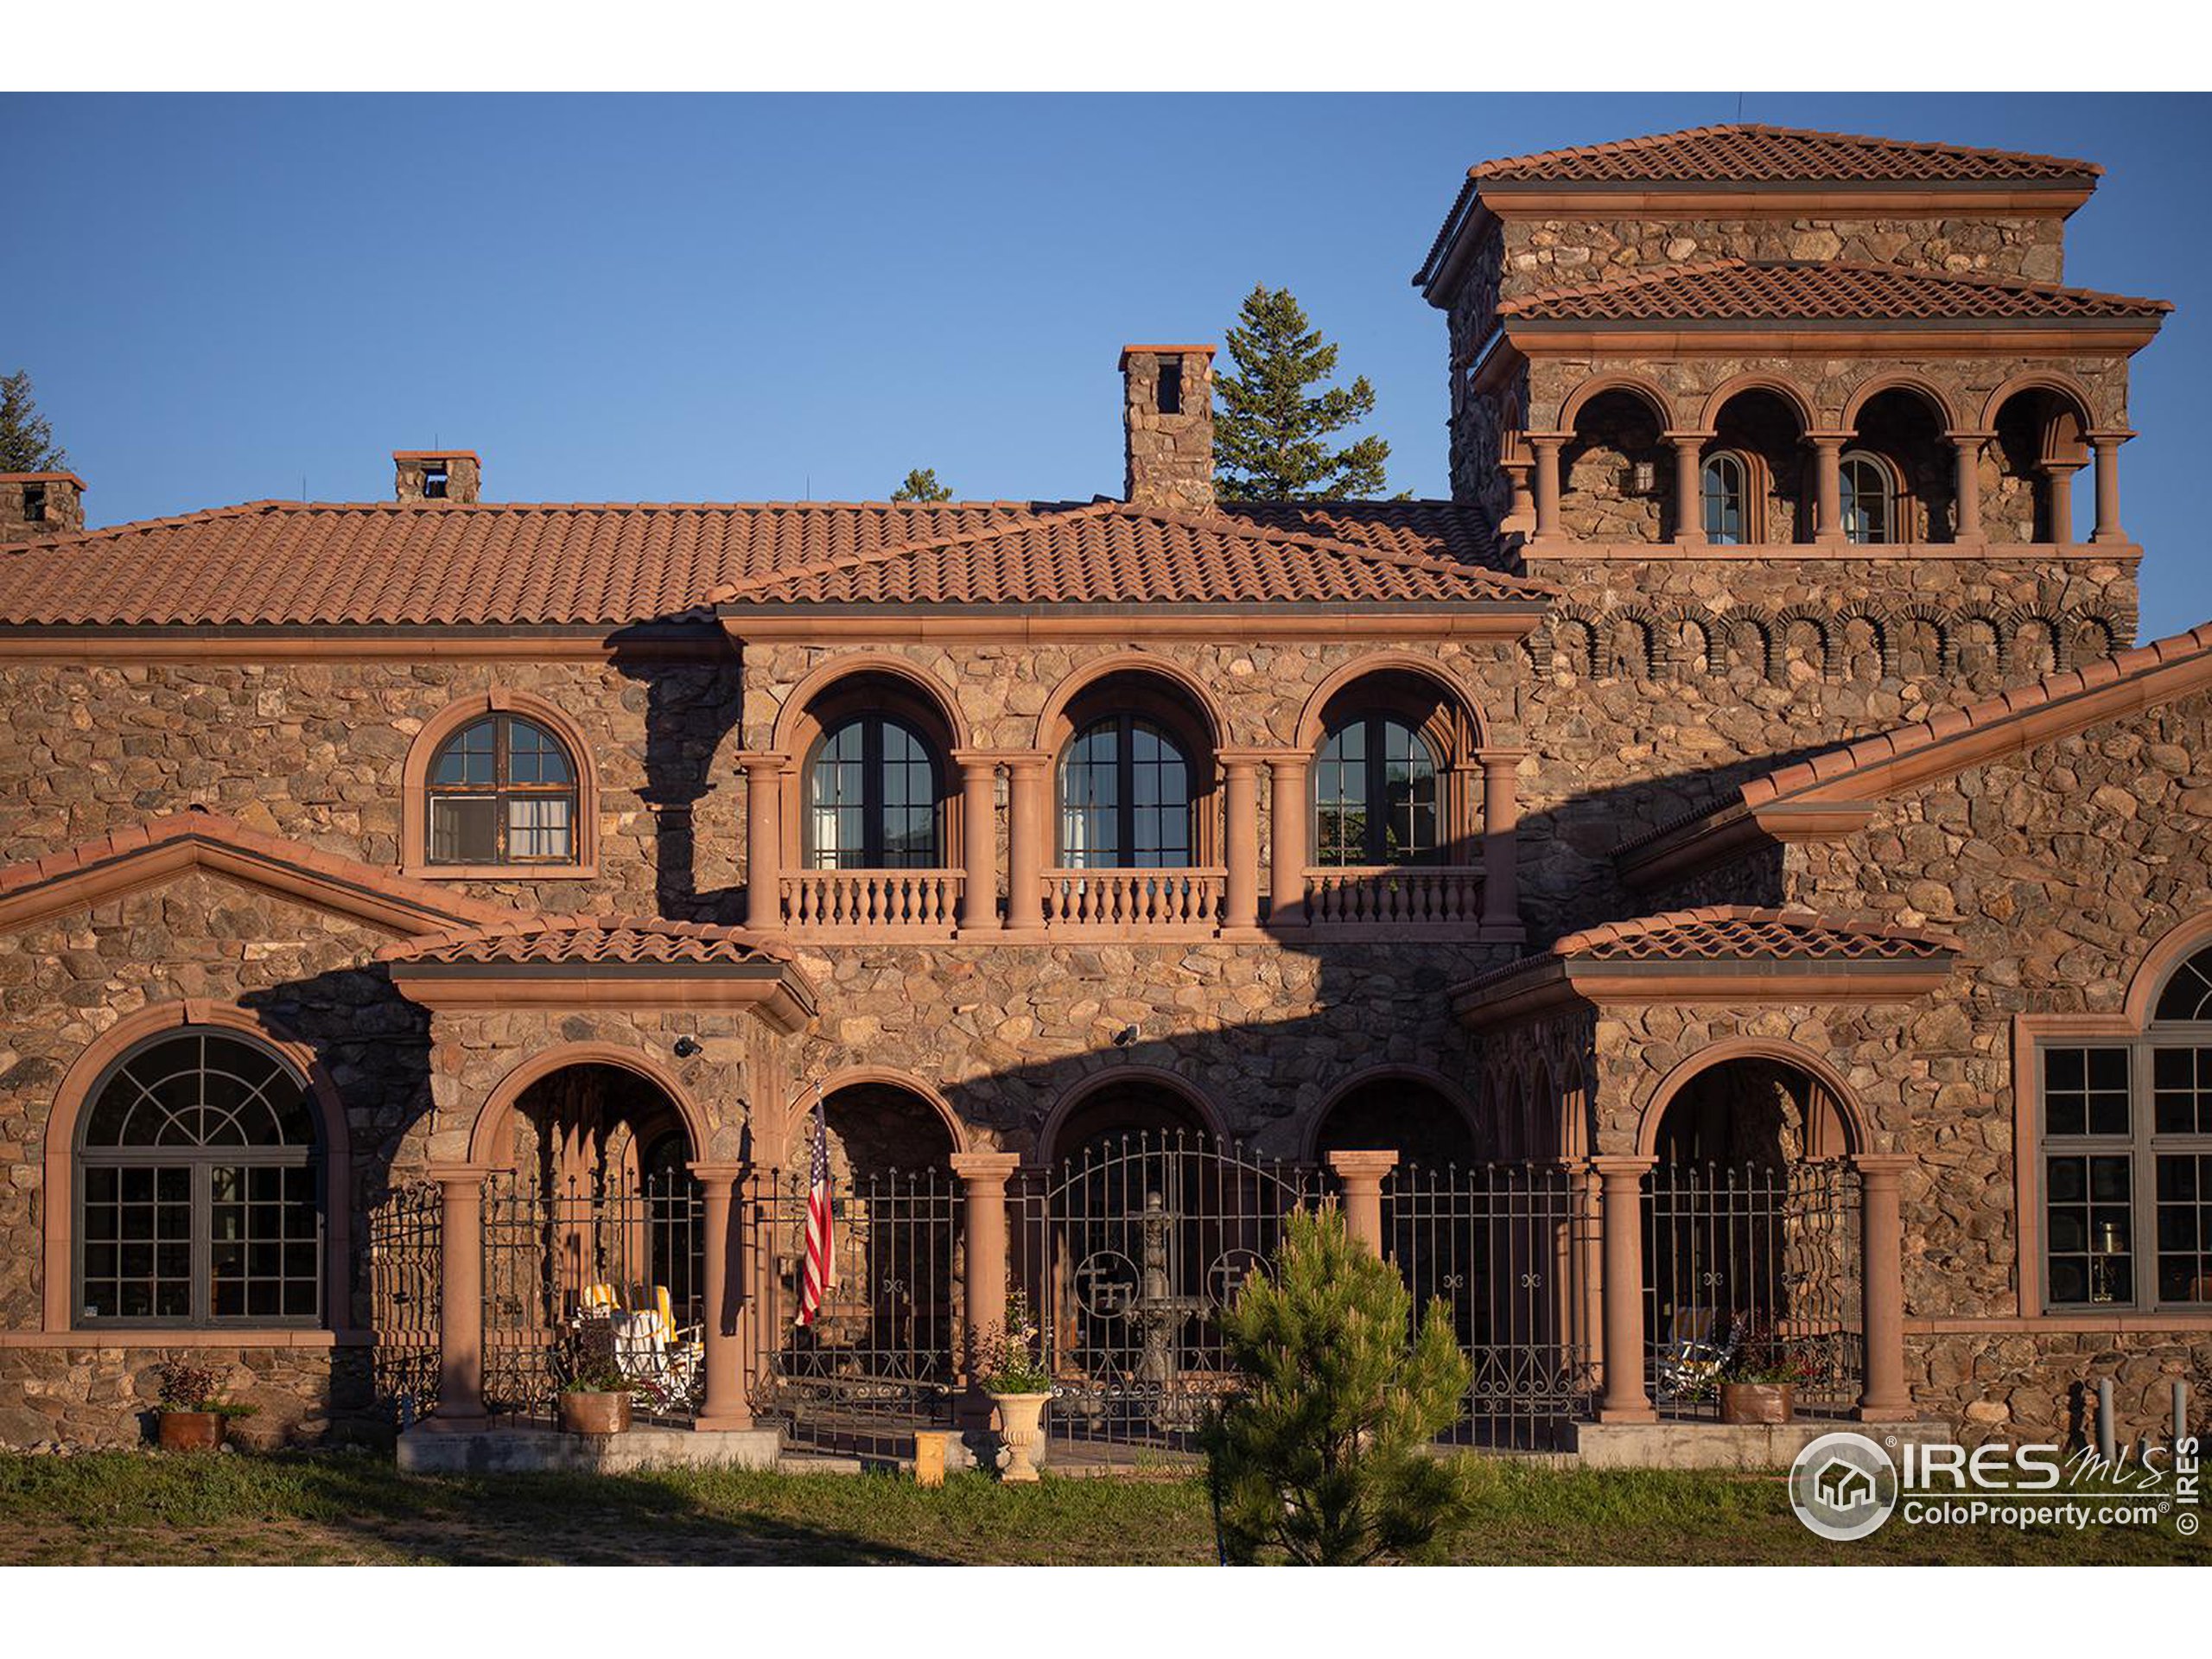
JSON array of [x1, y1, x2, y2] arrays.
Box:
[[0, 1450, 2201, 1566]]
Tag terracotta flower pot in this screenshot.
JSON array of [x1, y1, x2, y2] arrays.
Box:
[[988, 1390, 1052, 1483], [558, 1390, 633, 1435], [1719, 1382, 1795, 1425], [157, 1410, 226, 1452]]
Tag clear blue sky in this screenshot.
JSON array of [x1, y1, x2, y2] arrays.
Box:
[[9, 92, 2209, 636]]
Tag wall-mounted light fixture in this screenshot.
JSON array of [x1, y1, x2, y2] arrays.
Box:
[[672, 1036, 702, 1058]]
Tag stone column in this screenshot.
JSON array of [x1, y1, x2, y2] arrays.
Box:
[[1853, 1153, 1915, 1423], [951, 1151, 1021, 1427], [1948, 429, 1989, 544], [429, 1165, 493, 1424], [2088, 431, 2133, 545], [689, 1161, 752, 1430], [1592, 1157, 1656, 1423], [951, 751, 1001, 934], [736, 752, 787, 931], [1570, 1160, 1606, 1392], [1219, 750, 1263, 931], [1500, 460, 1535, 536], [2044, 461, 2083, 545], [1527, 434, 1566, 544], [1477, 748, 1524, 937], [1326, 1150, 1398, 1255], [1664, 430, 1710, 545], [1002, 753, 1049, 936], [1266, 751, 1310, 928], [1807, 432, 1848, 546]]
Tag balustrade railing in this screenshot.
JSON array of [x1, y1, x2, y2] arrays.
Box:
[[1039, 867, 1227, 930], [780, 868, 964, 931], [1302, 863, 1484, 926]]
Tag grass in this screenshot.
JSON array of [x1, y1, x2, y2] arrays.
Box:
[[0, 1449, 2202, 1566]]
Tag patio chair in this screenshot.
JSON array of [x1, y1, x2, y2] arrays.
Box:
[[607, 1284, 704, 1407], [1653, 1306, 1739, 1402]]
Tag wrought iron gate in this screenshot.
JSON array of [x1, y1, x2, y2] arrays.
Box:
[[1643, 1160, 1863, 1416], [1016, 1132, 1320, 1457], [365, 1180, 441, 1421], [752, 1165, 963, 1458], [1382, 1161, 1596, 1450]]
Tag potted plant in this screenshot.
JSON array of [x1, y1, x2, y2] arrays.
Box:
[[976, 1288, 1053, 1482], [555, 1317, 633, 1436], [153, 1359, 258, 1451], [1716, 1317, 1799, 1425]]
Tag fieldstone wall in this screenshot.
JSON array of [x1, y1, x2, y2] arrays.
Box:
[[0, 1344, 378, 1452]]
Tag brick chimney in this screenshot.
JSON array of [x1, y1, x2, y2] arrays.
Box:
[[393, 449, 482, 505], [1121, 345, 1216, 515], [0, 471, 86, 540]]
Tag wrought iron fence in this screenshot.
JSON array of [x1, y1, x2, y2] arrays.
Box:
[[1383, 1161, 1596, 1450], [480, 1166, 706, 1421], [365, 1180, 441, 1421], [1014, 1131, 1322, 1459], [751, 1164, 963, 1459], [1643, 1160, 1863, 1418]]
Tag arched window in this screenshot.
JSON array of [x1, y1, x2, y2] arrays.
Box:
[[427, 713, 578, 865], [1058, 715, 1192, 868], [2036, 943, 2212, 1310], [1314, 715, 1439, 866], [76, 1029, 322, 1325], [1700, 451, 1751, 545], [806, 713, 944, 868], [1840, 451, 1899, 546]]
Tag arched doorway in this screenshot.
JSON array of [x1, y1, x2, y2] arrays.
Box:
[[1312, 1072, 1478, 1170]]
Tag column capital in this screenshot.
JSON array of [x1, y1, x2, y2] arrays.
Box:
[[685, 1160, 750, 1185], [1215, 747, 1274, 770], [1325, 1148, 1401, 1184], [950, 1150, 1023, 1184], [1945, 428, 1998, 444], [999, 750, 1052, 775], [1590, 1154, 1656, 1179], [1802, 429, 1853, 447], [1474, 747, 1529, 768], [950, 747, 1029, 770], [1661, 428, 1717, 445], [1524, 430, 1569, 449], [426, 1162, 496, 1187], [1850, 1152, 1915, 1179], [1259, 747, 1311, 773], [733, 750, 791, 775], [2084, 428, 2137, 445]]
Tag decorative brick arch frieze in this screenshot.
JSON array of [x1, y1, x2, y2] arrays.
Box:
[[39, 998, 355, 1334], [400, 688, 600, 880], [465, 1042, 714, 1169], [1633, 1038, 1876, 1161]]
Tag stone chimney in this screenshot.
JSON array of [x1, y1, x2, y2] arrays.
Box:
[[1121, 345, 1217, 515], [0, 472, 87, 540], [393, 449, 482, 505]]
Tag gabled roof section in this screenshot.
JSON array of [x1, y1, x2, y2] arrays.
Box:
[[1496, 259, 2170, 326], [1471, 124, 2101, 187], [1618, 622, 2212, 888], [376, 914, 793, 968], [707, 502, 1549, 609], [0, 806, 517, 938]]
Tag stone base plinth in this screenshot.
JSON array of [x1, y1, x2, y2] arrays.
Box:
[[397, 1421, 782, 1475], [1566, 1418, 1946, 1471]]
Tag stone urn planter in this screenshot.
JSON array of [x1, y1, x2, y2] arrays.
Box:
[[1719, 1382, 1795, 1425], [156, 1410, 226, 1452], [988, 1390, 1052, 1482], [558, 1390, 633, 1436]]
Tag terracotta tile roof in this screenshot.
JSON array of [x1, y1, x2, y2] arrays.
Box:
[[377, 913, 793, 967], [1497, 259, 2171, 325], [0, 498, 1523, 626], [1223, 499, 1503, 569], [1457, 906, 1960, 994], [1470, 124, 2101, 186], [707, 503, 1548, 608]]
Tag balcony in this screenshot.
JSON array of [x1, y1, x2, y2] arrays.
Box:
[[779, 868, 964, 938], [1039, 868, 1227, 934], [1303, 864, 1486, 929]]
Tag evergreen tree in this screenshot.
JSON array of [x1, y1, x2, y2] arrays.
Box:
[[1212, 287, 1391, 500], [891, 467, 952, 503], [1204, 1205, 1478, 1564], [0, 370, 67, 474]]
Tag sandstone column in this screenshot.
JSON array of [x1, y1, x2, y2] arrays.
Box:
[[1266, 751, 1310, 928], [1664, 430, 1711, 544], [689, 1161, 753, 1430], [1808, 432, 1848, 546], [1528, 435, 1566, 544], [951, 1151, 1022, 1427], [736, 752, 787, 931], [429, 1164, 493, 1424], [1948, 429, 1989, 543], [1326, 1150, 1397, 1255], [1593, 1156, 1656, 1422], [1853, 1153, 1915, 1423], [952, 751, 1001, 934], [1500, 459, 1535, 536], [2088, 431, 2133, 545], [1003, 753, 1049, 935], [2044, 460, 2083, 544], [1219, 751, 1263, 931], [1478, 748, 1524, 937]]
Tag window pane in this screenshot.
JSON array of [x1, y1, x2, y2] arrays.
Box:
[[2046, 1152, 2133, 1305], [2154, 1046, 2212, 1135], [2155, 1154, 2212, 1305], [2044, 1046, 2127, 1139], [429, 795, 499, 862], [211, 1164, 319, 1322], [507, 796, 574, 861], [505, 717, 572, 785], [2154, 947, 2212, 1021]]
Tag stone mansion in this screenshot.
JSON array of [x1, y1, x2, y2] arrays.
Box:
[[0, 122, 2204, 1461]]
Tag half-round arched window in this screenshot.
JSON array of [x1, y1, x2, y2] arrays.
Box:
[[2155, 945, 2212, 1022], [1314, 715, 1439, 866], [1840, 450, 1900, 546], [806, 712, 944, 868], [427, 713, 578, 865], [1058, 715, 1193, 868], [1700, 451, 1751, 545], [77, 1029, 323, 1325]]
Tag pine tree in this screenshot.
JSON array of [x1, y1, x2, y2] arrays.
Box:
[[1212, 287, 1391, 501], [1204, 1205, 1478, 1564], [0, 371, 67, 474], [891, 467, 952, 503]]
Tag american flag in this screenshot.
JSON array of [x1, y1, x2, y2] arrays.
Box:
[[796, 1088, 835, 1328]]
